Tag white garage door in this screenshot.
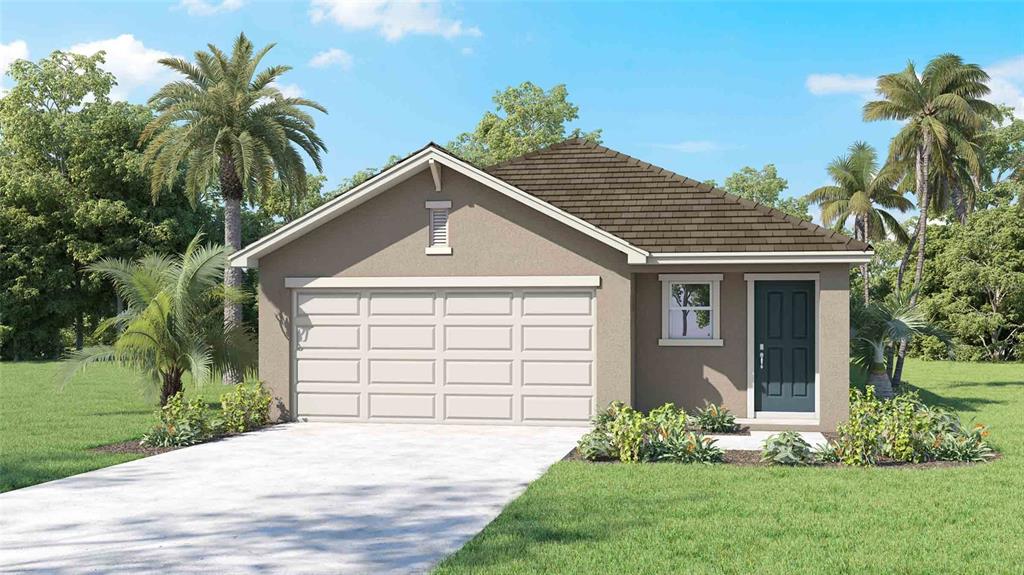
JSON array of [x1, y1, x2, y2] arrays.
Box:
[[293, 286, 596, 425]]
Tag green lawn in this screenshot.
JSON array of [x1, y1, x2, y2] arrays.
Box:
[[0, 361, 222, 492], [436, 359, 1024, 574]]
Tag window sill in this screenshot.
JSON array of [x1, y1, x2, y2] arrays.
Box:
[[425, 246, 452, 255], [658, 338, 724, 347]]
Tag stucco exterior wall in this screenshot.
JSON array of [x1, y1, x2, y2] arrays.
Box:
[[255, 167, 633, 419], [631, 264, 850, 431]]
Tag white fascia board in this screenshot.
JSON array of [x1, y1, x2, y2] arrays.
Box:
[[642, 251, 873, 265], [285, 276, 602, 289], [230, 145, 649, 268]]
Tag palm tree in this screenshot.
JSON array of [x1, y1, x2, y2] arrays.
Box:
[[807, 142, 913, 304], [851, 292, 951, 398], [140, 33, 327, 359], [67, 234, 256, 405], [864, 54, 996, 386]]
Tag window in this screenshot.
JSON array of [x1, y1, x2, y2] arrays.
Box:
[[425, 200, 451, 255], [659, 274, 722, 346]]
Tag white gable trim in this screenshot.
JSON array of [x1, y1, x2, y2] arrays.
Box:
[[642, 251, 872, 265], [229, 145, 650, 268]]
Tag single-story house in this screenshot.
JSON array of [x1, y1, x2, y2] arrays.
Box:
[[230, 139, 871, 431]]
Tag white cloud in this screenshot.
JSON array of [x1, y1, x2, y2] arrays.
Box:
[[805, 73, 876, 97], [178, 0, 245, 16], [986, 55, 1024, 117], [1, 39, 30, 76], [69, 34, 178, 101], [461, 46, 474, 56], [309, 0, 482, 41], [308, 48, 353, 70], [654, 141, 726, 153], [270, 82, 303, 99]]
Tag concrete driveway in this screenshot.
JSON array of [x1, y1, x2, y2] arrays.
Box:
[[0, 423, 582, 574]]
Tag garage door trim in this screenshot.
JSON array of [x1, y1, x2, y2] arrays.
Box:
[[285, 275, 601, 289]]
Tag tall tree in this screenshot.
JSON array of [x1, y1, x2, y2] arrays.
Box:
[[710, 164, 811, 220], [808, 142, 913, 303], [0, 51, 208, 360], [448, 82, 601, 166], [863, 53, 998, 384], [141, 32, 327, 374]]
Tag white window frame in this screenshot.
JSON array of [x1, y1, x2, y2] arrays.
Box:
[[425, 200, 452, 255], [659, 273, 723, 347]]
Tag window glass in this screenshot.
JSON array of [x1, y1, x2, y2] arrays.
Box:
[[667, 282, 713, 339]]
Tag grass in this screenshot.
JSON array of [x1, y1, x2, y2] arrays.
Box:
[[435, 359, 1024, 574], [0, 361, 222, 492]]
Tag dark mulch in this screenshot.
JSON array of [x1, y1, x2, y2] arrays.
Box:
[[90, 441, 178, 457], [564, 447, 997, 468]]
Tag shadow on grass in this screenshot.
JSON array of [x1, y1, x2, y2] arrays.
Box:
[[901, 384, 1007, 414]]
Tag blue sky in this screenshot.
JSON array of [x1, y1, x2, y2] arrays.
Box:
[[2, 1, 1022, 224]]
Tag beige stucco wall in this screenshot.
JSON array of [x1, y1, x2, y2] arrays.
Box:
[[256, 167, 634, 419], [631, 264, 851, 430]]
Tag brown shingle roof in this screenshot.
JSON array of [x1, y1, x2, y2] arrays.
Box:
[[484, 138, 870, 253]]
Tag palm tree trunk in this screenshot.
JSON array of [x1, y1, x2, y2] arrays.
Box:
[[220, 154, 244, 384], [160, 369, 184, 406], [860, 216, 870, 304], [893, 140, 933, 388], [896, 234, 915, 294], [951, 180, 968, 225]]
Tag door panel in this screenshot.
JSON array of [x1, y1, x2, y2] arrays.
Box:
[[755, 281, 815, 413]]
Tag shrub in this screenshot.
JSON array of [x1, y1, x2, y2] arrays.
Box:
[[831, 388, 996, 465], [693, 402, 738, 433], [217, 378, 272, 434], [814, 441, 842, 463], [608, 404, 649, 462], [761, 431, 814, 465], [653, 429, 724, 464], [577, 429, 616, 461], [140, 391, 214, 447]]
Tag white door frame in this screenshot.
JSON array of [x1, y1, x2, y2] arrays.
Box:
[[743, 273, 820, 424]]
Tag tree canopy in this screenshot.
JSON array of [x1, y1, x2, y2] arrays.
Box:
[[710, 164, 811, 220]]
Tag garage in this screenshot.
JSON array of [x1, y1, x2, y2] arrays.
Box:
[[290, 277, 597, 425]]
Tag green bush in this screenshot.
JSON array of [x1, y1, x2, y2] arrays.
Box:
[[652, 429, 724, 464], [217, 378, 272, 434], [140, 392, 214, 447], [608, 404, 649, 462], [580, 401, 722, 464], [693, 402, 738, 433], [830, 388, 996, 465], [577, 429, 616, 461], [761, 431, 814, 465]]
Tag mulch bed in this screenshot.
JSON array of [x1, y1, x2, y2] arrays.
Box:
[[90, 441, 178, 457], [564, 447, 998, 468]]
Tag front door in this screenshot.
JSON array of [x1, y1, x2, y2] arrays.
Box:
[[755, 281, 815, 413]]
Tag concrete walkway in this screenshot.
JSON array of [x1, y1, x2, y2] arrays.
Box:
[[0, 423, 583, 574], [710, 431, 828, 451]]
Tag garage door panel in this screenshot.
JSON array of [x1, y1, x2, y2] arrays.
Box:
[[444, 360, 513, 385], [521, 395, 593, 423], [523, 360, 591, 386], [297, 293, 359, 316], [369, 325, 435, 350], [369, 359, 434, 384], [522, 292, 592, 316], [297, 359, 360, 383], [296, 325, 360, 349], [297, 392, 360, 418], [444, 394, 513, 421], [522, 326, 592, 351], [296, 381, 362, 394], [369, 292, 435, 316], [445, 292, 513, 316], [445, 325, 513, 350], [368, 393, 436, 419]]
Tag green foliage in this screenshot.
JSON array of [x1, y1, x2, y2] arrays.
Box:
[[0, 50, 211, 360], [141, 32, 327, 206], [719, 164, 811, 220], [761, 431, 815, 465], [693, 402, 738, 433], [828, 388, 996, 465], [140, 392, 213, 447], [65, 233, 256, 404], [217, 377, 272, 434], [448, 81, 601, 166], [580, 402, 722, 464]]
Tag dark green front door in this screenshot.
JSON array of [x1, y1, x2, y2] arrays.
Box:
[[755, 281, 815, 413]]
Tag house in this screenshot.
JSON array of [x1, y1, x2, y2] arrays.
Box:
[[230, 139, 871, 431]]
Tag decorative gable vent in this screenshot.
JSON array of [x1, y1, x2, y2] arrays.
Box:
[[425, 200, 452, 255]]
